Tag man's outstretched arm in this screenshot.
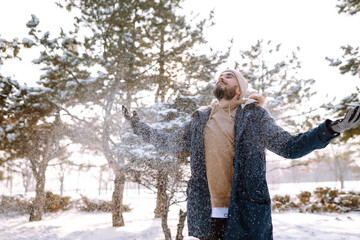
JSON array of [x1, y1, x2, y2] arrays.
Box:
[[122, 106, 192, 153], [259, 106, 360, 159]]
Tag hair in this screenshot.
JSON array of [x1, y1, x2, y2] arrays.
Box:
[[248, 93, 265, 107]]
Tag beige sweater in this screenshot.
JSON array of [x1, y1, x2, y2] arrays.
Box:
[[203, 100, 243, 208]]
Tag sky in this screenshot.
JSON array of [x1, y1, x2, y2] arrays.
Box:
[[0, 0, 359, 109], [180, 0, 360, 105]]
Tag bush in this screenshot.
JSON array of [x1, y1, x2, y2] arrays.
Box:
[[0, 195, 32, 216], [78, 195, 132, 213], [44, 191, 72, 212], [0, 192, 72, 216], [271, 194, 298, 212], [78, 195, 111, 212], [271, 187, 360, 213], [297, 191, 311, 204]]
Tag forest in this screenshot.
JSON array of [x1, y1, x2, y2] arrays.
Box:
[[0, 0, 360, 239]]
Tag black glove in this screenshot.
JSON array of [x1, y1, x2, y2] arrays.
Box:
[[122, 106, 140, 127], [330, 106, 360, 133]]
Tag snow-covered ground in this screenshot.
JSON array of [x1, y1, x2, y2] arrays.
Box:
[[1, 181, 360, 240]]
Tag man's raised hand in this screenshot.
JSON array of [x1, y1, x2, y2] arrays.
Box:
[[330, 106, 360, 133], [122, 106, 140, 127]]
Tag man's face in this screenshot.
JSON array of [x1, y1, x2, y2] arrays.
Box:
[[213, 71, 241, 100]]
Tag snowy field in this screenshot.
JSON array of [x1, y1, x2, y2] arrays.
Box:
[[1, 181, 360, 240]]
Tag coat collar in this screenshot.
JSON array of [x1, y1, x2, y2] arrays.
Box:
[[208, 98, 259, 110], [193, 98, 259, 118]]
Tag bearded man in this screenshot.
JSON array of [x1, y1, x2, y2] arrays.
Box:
[[122, 69, 360, 240]]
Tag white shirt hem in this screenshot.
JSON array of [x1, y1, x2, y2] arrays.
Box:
[[211, 207, 229, 218]]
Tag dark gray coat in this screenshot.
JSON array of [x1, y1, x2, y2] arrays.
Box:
[[133, 103, 339, 239]]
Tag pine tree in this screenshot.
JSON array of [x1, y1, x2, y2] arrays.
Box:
[[324, 0, 360, 141], [53, 0, 158, 227], [235, 39, 317, 132], [0, 78, 70, 222], [0, 32, 69, 221], [19, 14, 97, 221]]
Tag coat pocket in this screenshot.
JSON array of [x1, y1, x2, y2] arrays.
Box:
[[246, 179, 271, 205]]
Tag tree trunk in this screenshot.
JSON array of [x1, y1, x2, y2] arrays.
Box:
[[21, 161, 32, 194], [99, 169, 103, 195], [22, 168, 31, 194], [176, 210, 187, 240], [155, 25, 166, 103], [59, 163, 65, 196], [59, 174, 64, 196], [154, 169, 168, 218], [161, 196, 171, 240], [7, 167, 13, 195], [112, 171, 125, 227], [28, 123, 56, 222], [29, 171, 46, 222], [339, 170, 345, 189], [157, 171, 171, 240]]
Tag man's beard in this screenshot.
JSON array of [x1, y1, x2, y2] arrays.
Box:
[[213, 84, 237, 100]]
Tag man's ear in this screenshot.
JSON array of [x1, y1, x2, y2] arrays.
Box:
[[236, 88, 242, 98]]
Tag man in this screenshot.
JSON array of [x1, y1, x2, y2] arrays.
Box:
[[122, 69, 360, 240]]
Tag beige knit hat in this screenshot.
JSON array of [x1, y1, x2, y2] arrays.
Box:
[[221, 69, 248, 100]]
